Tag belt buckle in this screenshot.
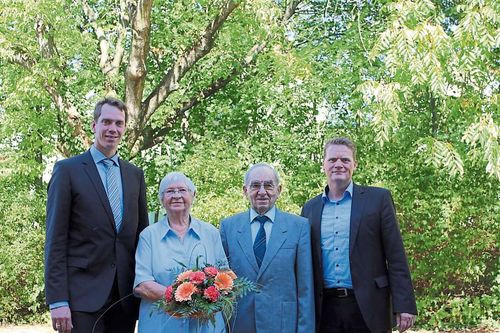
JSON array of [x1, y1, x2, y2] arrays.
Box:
[[337, 288, 349, 298]]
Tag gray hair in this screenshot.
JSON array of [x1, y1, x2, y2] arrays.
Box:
[[158, 172, 196, 203], [243, 163, 281, 186]]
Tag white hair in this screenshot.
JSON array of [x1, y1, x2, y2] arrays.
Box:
[[243, 162, 280, 186], [158, 172, 196, 204]]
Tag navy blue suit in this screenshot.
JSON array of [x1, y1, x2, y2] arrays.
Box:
[[301, 184, 417, 332]]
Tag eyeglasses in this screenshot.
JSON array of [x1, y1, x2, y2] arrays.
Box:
[[248, 181, 275, 191], [163, 188, 190, 197]]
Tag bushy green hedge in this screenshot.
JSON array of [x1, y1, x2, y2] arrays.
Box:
[[0, 181, 47, 324]]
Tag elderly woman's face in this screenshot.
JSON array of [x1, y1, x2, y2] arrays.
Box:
[[162, 180, 194, 213]]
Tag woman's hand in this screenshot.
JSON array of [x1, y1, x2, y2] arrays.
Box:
[[134, 281, 167, 302]]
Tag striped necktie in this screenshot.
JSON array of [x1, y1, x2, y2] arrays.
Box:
[[253, 215, 268, 268], [102, 159, 122, 232]]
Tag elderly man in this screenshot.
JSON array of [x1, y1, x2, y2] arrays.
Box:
[[301, 137, 417, 333], [44, 97, 149, 333], [220, 163, 315, 333]]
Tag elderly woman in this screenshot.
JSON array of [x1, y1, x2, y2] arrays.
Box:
[[134, 172, 227, 332]]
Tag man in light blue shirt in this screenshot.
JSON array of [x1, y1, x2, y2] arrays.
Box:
[[302, 137, 417, 333]]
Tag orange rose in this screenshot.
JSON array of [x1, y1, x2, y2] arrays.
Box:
[[174, 282, 198, 302], [214, 272, 234, 292]]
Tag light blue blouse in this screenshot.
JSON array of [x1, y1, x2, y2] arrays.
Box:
[[134, 216, 228, 333]]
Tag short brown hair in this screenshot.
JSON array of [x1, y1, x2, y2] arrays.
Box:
[[323, 137, 357, 161], [94, 97, 128, 123]]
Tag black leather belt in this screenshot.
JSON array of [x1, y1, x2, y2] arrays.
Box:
[[324, 287, 354, 298]]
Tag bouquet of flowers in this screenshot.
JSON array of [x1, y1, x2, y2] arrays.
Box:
[[154, 259, 257, 326]]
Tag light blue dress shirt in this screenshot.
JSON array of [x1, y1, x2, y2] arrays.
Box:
[[134, 216, 228, 333], [49, 145, 124, 310], [249, 206, 276, 245], [321, 182, 353, 289]]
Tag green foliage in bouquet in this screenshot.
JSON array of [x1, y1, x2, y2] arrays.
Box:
[[154, 258, 258, 326]]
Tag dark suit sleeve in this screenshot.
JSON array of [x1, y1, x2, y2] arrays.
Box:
[[136, 170, 149, 239], [44, 161, 71, 305], [380, 190, 417, 315]]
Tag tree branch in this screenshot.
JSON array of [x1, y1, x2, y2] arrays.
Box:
[[81, 0, 110, 71], [138, 0, 303, 151], [124, 0, 153, 139], [81, 0, 128, 91], [34, 16, 92, 153], [141, 0, 240, 124]]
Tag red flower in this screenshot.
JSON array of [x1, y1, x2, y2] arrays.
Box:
[[189, 271, 206, 285], [203, 286, 220, 302], [165, 285, 174, 302], [203, 266, 219, 277]]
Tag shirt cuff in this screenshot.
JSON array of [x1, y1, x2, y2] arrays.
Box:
[[49, 301, 69, 310]]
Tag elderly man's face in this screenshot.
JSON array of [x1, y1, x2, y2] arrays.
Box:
[[243, 167, 282, 215], [162, 181, 194, 213]]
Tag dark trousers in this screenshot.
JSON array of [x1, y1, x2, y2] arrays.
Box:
[[320, 291, 371, 333], [71, 279, 136, 333]]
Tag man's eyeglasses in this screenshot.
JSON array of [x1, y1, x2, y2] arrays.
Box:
[[163, 188, 190, 197], [248, 181, 275, 191]]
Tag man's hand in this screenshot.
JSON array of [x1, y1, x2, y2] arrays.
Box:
[[396, 312, 416, 333], [50, 306, 73, 333]]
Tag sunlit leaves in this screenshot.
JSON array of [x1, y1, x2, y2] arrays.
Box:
[[366, 0, 499, 178], [463, 113, 499, 179], [357, 80, 401, 144], [416, 138, 465, 177]]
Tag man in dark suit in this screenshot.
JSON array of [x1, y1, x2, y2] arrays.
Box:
[[220, 163, 315, 333], [301, 137, 417, 333], [45, 97, 149, 333]]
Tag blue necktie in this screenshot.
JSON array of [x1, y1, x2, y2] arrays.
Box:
[[253, 215, 268, 268], [102, 159, 122, 232]]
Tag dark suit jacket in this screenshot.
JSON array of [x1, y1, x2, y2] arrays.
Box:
[[44, 150, 149, 314], [301, 184, 417, 332], [220, 209, 315, 333]]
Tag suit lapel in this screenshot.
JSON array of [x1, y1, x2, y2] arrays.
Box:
[[310, 196, 324, 265], [82, 151, 116, 232], [349, 183, 366, 255], [257, 209, 287, 280], [236, 211, 260, 274]]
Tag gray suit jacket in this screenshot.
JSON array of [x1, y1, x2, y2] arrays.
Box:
[[220, 208, 315, 333]]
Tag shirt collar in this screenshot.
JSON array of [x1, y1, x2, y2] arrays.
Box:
[[322, 181, 353, 204], [160, 215, 201, 240], [250, 206, 276, 223], [90, 145, 120, 166]]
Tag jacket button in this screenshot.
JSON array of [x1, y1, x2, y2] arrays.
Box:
[[111, 263, 116, 268]]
